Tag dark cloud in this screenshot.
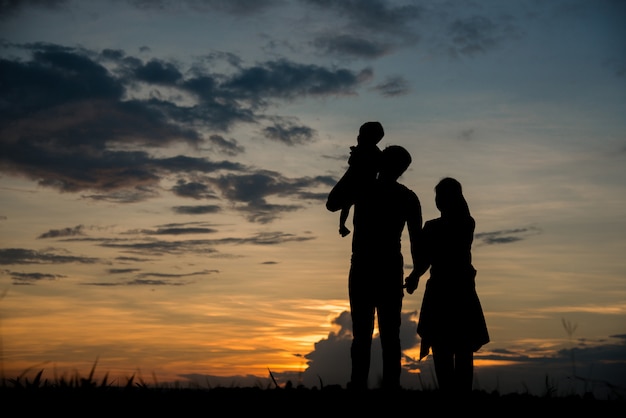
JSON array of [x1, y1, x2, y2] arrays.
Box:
[[312, 34, 392, 59], [0, 0, 69, 19], [0, 248, 99, 265], [38, 225, 85, 239], [0, 43, 365, 223], [98, 239, 220, 256], [206, 171, 329, 222], [474, 226, 541, 245], [172, 205, 222, 215], [146, 227, 219, 235], [133, 58, 184, 84], [172, 180, 220, 200], [236, 201, 302, 224], [208, 171, 327, 203], [115, 255, 153, 262], [107, 268, 141, 274], [222, 59, 373, 101], [81, 187, 161, 203], [86, 269, 221, 286], [262, 120, 317, 146], [3, 270, 65, 285], [83, 278, 189, 287], [88, 231, 314, 256], [136, 269, 218, 278], [206, 134, 245, 156], [125, 278, 187, 286], [1, 45, 123, 122]]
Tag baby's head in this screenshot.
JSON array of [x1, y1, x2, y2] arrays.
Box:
[[358, 121, 384, 146]]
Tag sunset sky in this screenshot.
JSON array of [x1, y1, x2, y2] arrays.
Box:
[[1, 0, 625, 397]]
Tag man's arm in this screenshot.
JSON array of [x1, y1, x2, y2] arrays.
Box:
[[404, 193, 427, 294]]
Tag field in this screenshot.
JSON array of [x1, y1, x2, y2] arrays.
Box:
[[2, 371, 623, 416]]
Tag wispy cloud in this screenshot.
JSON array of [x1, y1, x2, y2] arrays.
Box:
[[475, 226, 541, 245], [3, 270, 66, 285], [0, 248, 100, 265]]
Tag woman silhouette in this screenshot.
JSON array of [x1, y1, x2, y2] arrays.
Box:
[[405, 177, 489, 396]]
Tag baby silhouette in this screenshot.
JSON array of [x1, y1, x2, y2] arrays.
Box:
[[327, 121, 384, 237]]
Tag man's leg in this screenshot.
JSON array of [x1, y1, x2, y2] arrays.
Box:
[[349, 304, 374, 389], [377, 297, 402, 390], [349, 267, 375, 389]]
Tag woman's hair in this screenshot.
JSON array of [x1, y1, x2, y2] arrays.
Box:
[[435, 177, 470, 217]]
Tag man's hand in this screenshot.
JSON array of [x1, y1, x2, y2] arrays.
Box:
[[403, 272, 420, 295]]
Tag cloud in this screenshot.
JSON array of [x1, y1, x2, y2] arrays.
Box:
[[221, 59, 373, 101], [97, 239, 220, 257], [0, 0, 69, 20], [0, 43, 365, 223], [445, 14, 522, 58], [264, 311, 626, 396], [133, 58, 184, 84], [145, 227, 219, 235], [83, 268, 220, 287], [107, 268, 141, 274], [275, 310, 421, 388], [312, 34, 393, 59], [303, 0, 422, 33], [205, 171, 330, 222], [372, 75, 410, 97], [172, 180, 220, 200], [474, 226, 541, 245], [206, 134, 245, 156], [0, 248, 99, 265], [61, 230, 316, 256], [3, 270, 66, 285], [38, 225, 85, 239], [128, 0, 280, 16], [81, 187, 161, 203], [172, 205, 222, 215], [261, 119, 317, 146]]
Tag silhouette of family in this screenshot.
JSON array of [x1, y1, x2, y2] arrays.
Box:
[[326, 122, 489, 396]]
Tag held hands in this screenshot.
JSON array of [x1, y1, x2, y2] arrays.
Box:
[[403, 271, 420, 294]]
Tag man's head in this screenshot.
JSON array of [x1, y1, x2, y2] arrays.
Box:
[[378, 145, 411, 181], [358, 121, 384, 146]]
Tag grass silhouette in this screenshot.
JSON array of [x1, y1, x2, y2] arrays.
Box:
[[1, 360, 623, 416]]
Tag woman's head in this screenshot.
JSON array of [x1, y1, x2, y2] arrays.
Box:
[[435, 177, 470, 217]]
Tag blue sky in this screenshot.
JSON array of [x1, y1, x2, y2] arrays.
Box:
[[0, 0, 625, 397]]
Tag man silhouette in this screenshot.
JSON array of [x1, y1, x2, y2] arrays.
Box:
[[327, 144, 423, 390]]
